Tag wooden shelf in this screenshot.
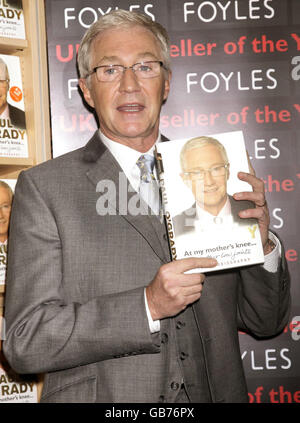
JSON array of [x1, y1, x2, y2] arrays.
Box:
[[0, 157, 33, 166], [0, 37, 28, 52]]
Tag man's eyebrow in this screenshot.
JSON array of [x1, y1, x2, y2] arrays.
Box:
[[186, 163, 226, 171], [192, 162, 226, 168], [136, 52, 160, 60], [96, 56, 120, 65], [96, 52, 159, 65]]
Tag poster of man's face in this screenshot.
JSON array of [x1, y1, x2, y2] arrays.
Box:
[[180, 137, 230, 217]]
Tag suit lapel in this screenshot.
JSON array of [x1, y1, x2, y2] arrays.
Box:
[[83, 131, 168, 263]]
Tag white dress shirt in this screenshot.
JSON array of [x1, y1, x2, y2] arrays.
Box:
[[100, 130, 158, 193], [194, 197, 280, 272], [100, 131, 160, 332], [195, 197, 233, 229]]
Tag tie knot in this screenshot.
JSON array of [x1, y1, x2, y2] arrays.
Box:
[[136, 154, 155, 183]]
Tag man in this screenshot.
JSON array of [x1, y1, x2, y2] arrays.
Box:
[[173, 136, 256, 236], [3, 10, 290, 403], [0, 58, 26, 130], [0, 181, 13, 286]]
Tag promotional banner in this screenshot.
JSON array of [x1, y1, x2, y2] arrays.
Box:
[[45, 0, 300, 403]]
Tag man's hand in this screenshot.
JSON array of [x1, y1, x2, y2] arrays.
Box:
[[146, 257, 218, 321], [233, 171, 270, 252]]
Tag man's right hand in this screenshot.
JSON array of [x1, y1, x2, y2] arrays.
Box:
[[146, 257, 218, 321]]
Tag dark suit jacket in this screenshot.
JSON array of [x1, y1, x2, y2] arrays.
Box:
[[8, 103, 26, 129], [3, 131, 290, 402], [173, 196, 256, 237]]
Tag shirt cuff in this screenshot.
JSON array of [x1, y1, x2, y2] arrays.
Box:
[[263, 231, 281, 273], [144, 288, 160, 333]]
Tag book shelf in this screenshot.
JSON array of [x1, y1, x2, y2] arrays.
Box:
[[0, 0, 51, 402], [0, 0, 51, 177], [0, 38, 28, 52]]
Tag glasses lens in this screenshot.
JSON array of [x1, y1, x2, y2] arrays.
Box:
[[96, 65, 123, 82], [186, 165, 226, 179], [94, 61, 163, 82], [95, 62, 163, 82], [134, 61, 161, 79], [186, 172, 204, 180], [211, 166, 226, 177]]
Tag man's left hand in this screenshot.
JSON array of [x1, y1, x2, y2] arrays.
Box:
[[233, 171, 270, 254]]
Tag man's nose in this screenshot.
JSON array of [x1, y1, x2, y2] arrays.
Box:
[[203, 170, 214, 185], [118, 68, 141, 93]]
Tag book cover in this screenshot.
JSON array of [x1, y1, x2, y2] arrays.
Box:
[[0, 363, 38, 403], [0, 53, 28, 158], [0, 0, 26, 39], [156, 131, 264, 272], [0, 179, 15, 286]]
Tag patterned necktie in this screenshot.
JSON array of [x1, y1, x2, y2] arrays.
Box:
[[136, 154, 160, 215]]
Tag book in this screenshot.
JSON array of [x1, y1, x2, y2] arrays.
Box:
[[0, 179, 15, 286], [0, 0, 26, 39], [0, 53, 28, 158], [0, 362, 38, 403], [155, 131, 264, 272]]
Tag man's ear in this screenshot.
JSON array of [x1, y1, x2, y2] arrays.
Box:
[[226, 163, 230, 181], [78, 78, 95, 108], [163, 70, 172, 102]]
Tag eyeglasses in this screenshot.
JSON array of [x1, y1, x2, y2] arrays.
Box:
[[88, 61, 166, 82], [183, 164, 229, 180]]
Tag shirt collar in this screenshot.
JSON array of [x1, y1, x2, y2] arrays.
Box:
[[196, 196, 232, 222], [99, 130, 161, 192], [99, 130, 160, 169]]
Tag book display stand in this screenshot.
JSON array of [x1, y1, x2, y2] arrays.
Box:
[[0, 0, 51, 402]]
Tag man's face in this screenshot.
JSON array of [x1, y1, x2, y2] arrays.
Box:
[[181, 144, 229, 216], [79, 25, 171, 151], [0, 186, 12, 242], [0, 64, 9, 114]]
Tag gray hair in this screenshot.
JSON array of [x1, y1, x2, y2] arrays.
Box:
[[180, 136, 229, 171], [0, 180, 13, 202], [77, 10, 170, 80]]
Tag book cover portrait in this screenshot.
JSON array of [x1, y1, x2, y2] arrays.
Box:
[[0, 54, 28, 158], [156, 131, 264, 272]]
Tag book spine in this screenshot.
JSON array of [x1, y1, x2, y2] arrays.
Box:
[[154, 148, 177, 261]]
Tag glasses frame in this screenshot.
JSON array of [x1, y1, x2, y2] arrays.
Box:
[[183, 163, 229, 180], [88, 60, 166, 82]]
